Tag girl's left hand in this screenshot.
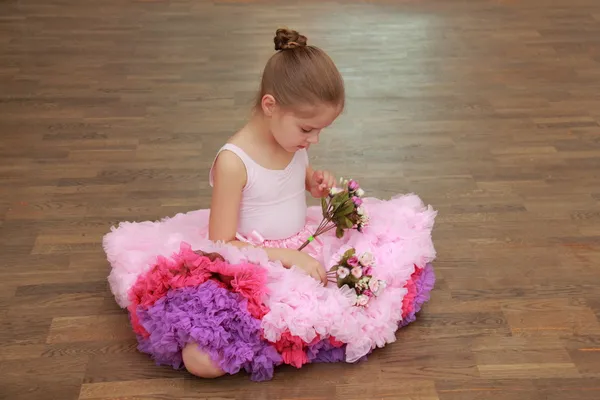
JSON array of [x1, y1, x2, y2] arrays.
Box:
[[309, 170, 336, 198]]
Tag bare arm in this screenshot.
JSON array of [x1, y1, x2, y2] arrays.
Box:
[[208, 150, 245, 243]]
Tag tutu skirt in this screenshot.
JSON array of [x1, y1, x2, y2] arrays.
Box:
[[103, 194, 437, 381]]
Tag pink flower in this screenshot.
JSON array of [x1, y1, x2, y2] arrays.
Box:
[[359, 252, 374, 267], [363, 289, 373, 297], [337, 267, 350, 279], [363, 267, 372, 276], [352, 196, 363, 206], [356, 294, 369, 306], [348, 180, 359, 191], [351, 266, 362, 279], [347, 256, 359, 267]]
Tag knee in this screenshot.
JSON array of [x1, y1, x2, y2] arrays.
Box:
[[182, 343, 226, 379]]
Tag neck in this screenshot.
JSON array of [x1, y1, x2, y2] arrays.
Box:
[[246, 111, 282, 151]]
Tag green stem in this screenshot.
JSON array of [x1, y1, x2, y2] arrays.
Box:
[[298, 195, 354, 251], [298, 216, 334, 251]]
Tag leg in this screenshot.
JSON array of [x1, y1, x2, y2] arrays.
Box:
[[182, 342, 226, 379]]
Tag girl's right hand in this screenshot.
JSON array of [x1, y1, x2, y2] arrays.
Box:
[[284, 250, 327, 285]]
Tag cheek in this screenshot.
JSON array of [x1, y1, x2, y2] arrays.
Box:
[[280, 119, 302, 141], [286, 118, 300, 132], [268, 116, 294, 143]]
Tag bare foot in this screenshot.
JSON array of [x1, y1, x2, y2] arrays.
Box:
[[182, 343, 226, 379]]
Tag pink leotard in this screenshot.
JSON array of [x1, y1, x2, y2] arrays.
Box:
[[209, 143, 309, 241]]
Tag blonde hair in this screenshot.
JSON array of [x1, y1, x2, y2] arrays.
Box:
[[255, 28, 345, 112]]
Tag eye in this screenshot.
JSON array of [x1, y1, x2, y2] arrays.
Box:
[[301, 127, 313, 133]]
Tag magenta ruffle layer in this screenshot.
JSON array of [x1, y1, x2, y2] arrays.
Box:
[[126, 242, 435, 381]]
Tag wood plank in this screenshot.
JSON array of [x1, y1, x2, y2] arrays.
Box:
[[0, 355, 88, 400], [47, 315, 133, 344], [477, 363, 580, 379], [436, 379, 543, 400], [78, 379, 185, 400], [1, 0, 599, 398]]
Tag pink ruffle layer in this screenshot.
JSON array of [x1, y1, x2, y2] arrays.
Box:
[[103, 194, 437, 363]]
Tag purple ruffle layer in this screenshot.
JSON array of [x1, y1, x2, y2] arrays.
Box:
[[135, 280, 282, 381], [132, 263, 434, 381], [307, 339, 346, 363]]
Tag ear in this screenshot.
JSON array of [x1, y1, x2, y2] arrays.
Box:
[[261, 94, 277, 117]]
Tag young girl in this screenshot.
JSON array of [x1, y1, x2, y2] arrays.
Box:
[[208, 28, 344, 285], [104, 28, 437, 381]]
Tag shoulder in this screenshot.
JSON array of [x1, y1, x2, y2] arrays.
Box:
[[214, 147, 245, 170], [211, 147, 247, 188]]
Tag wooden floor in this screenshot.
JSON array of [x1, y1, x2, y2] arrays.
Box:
[[1, 0, 600, 399]]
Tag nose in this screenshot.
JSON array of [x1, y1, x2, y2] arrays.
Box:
[[307, 131, 320, 144]]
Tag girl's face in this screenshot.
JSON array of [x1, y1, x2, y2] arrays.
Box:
[[262, 95, 342, 153]]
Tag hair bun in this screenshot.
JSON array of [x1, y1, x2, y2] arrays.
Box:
[[274, 28, 307, 51]]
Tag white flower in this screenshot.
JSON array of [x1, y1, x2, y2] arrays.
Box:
[[374, 280, 386, 296], [356, 188, 365, 197], [356, 294, 370, 306], [329, 187, 343, 196], [359, 252, 375, 267], [360, 214, 370, 226], [337, 267, 350, 279], [356, 276, 370, 290], [368, 278, 380, 293], [357, 206, 365, 215], [351, 266, 362, 279]]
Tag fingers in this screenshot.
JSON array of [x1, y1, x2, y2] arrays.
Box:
[[303, 265, 327, 286], [312, 271, 322, 283], [303, 261, 327, 285], [313, 264, 325, 285], [312, 270, 326, 285], [318, 172, 328, 190], [317, 171, 336, 192], [319, 267, 327, 285], [326, 173, 336, 190], [313, 170, 324, 184]]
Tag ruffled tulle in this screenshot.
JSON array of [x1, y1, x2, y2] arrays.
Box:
[[257, 259, 408, 363], [307, 336, 347, 363], [102, 193, 437, 380], [400, 263, 436, 327], [127, 242, 269, 338], [234, 195, 436, 363], [136, 280, 282, 381]]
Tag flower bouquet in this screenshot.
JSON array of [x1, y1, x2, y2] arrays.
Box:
[[327, 248, 386, 307], [298, 178, 368, 251]]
